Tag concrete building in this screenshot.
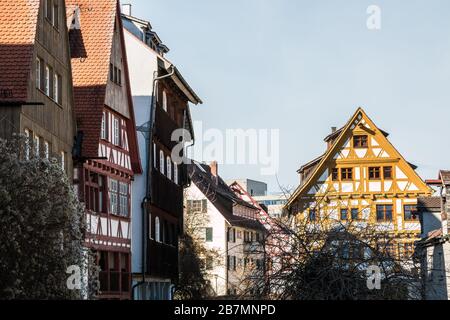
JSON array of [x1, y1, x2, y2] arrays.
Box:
[[121, 8, 202, 300], [226, 179, 267, 197], [417, 171, 450, 300], [185, 162, 266, 297]]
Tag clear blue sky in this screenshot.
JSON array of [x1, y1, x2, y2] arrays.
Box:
[[127, 0, 450, 193]]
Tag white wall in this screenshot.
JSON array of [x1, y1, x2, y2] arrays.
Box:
[[124, 27, 159, 274]]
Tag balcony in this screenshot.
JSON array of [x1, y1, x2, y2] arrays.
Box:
[[147, 240, 178, 281], [151, 168, 183, 217], [99, 271, 130, 299], [154, 105, 180, 150]]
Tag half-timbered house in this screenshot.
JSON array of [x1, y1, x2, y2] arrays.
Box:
[[67, 0, 142, 300], [286, 107, 432, 258]]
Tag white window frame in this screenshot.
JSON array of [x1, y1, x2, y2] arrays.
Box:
[[44, 141, 49, 159], [60, 151, 65, 170], [24, 129, 30, 160], [34, 135, 40, 157], [166, 156, 172, 180], [153, 143, 157, 168], [162, 90, 167, 112], [101, 112, 106, 140], [113, 117, 120, 146], [159, 150, 164, 174], [53, 72, 59, 103], [174, 164, 178, 185], [155, 217, 160, 242], [45, 65, 50, 96], [109, 179, 119, 215]]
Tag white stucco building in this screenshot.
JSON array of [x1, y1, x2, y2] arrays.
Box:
[[185, 161, 266, 297]]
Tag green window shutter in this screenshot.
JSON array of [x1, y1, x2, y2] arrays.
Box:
[[206, 227, 213, 242], [201, 199, 207, 213]]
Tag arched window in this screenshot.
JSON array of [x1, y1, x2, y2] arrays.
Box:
[[166, 156, 172, 180], [162, 90, 167, 112], [174, 164, 178, 185], [159, 150, 164, 174], [153, 143, 157, 168], [155, 217, 160, 242]]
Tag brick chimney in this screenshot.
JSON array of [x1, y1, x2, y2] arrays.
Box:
[[210, 161, 218, 178]]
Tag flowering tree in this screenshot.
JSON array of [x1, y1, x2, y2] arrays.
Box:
[[0, 136, 96, 299]]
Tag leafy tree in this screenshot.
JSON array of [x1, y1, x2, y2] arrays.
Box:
[[0, 136, 96, 299]]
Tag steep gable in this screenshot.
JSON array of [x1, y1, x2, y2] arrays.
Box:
[[287, 107, 432, 211], [68, 0, 141, 173]]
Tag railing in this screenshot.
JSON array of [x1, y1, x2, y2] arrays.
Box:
[[151, 169, 183, 217], [99, 271, 130, 296], [147, 241, 178, 280]]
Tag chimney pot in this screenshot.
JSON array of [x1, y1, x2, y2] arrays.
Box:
[[210, 161, 218, 177], [331, 126, 337, 133]]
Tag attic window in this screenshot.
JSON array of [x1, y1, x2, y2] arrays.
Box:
[[354, 135, 368, 148]]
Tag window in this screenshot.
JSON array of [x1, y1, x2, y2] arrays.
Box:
[[159, 151, 164, 174], [36, 58, 41, 89], [340, 209, 348, 221], [53, 2, 59, 29], [205, 227, 213, 242], [174, 164, 178, 185], [205, 257, 213, 270], [24, 129, 30, 160], [404, 205, 418, 221], [228, 228, 236, 243], [351, 208, 359, 220], [153, 143, 157, 168], [369, 167, 381, 180], [109, 179, 118, 215], [45, 65, 51, 96], [113, 117, 120, 146], [341, 168, 353, 180], [60, 151, 65, 170], [383, 166, 393, 179], [162, 90, 167, 112], [110, 63, 114, 82], [308, 209, 316, 222], [101, 112, 107, 140], [187, 200, 207, 214], [377, 205, 393, 222], [155, 217, 160, 242], [332, 168, 339, 181], [166, 156, 172, 180], [228, 256, 236, 271], [118, 69, 122, 86], [34, 135, 40, 157], [119, 182, 129, 217], [44, 141, 49, 159], [54, 73, 61, 104], [354, 135, 368, 148]]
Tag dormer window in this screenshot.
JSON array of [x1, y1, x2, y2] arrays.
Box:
[[354, 135, 368, 148]]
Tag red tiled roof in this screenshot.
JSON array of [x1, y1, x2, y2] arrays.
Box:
[[67, 0, 141, 173], [0, 1, 40, 103]]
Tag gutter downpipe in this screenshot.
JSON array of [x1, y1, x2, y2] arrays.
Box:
[[132, 66, 175, 300]]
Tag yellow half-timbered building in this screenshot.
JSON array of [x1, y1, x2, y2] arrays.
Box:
[[286, 107, 432, 256]]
